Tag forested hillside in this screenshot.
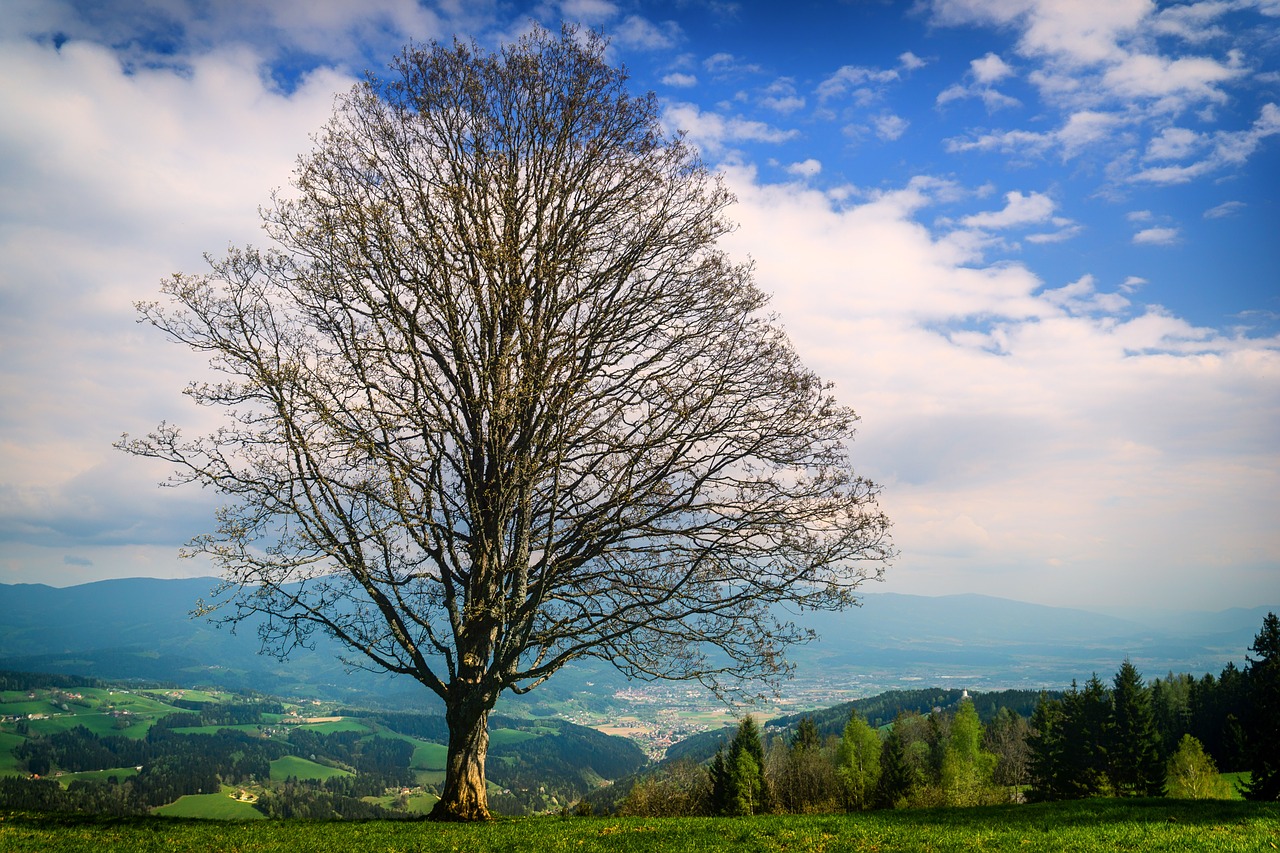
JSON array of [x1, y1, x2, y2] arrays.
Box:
[[0, 673, 643, 817]]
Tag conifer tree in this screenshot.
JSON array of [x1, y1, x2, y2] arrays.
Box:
[[1027, 693, 1064, 802], [873, 714, 917, 808], [1110, 660, 1164, 796], [1244, 612, 1280, 801], [713, 717, 768, 815]]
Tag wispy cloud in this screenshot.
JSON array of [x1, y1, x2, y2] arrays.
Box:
[[1133, 226, 1181, 245], [1204, 200, 1245, 219], [930, 0, 1276, 187], [1131, 103, 1280, 184], [662, 102, 798, 155], [816, 63, 901, 102], [937, 52, 1021, 111]]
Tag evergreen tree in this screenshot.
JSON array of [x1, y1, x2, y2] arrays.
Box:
[[713, 717, 768, 815], [708, 746, 730, 815], [1027, 693, 1064, 802], [873, 714, 917, 809], [791, 717, 822, 752], [1244, 612, 1280, 801], [1165, 734, 1231, 799], [1216, 662, 1250, 772], [1110, 660, 1163, 796], [729, 748, 763, 815], [836, 710, 882, 811], [1150, 672, 1193, 762], [1059, 675, 1113, 797]]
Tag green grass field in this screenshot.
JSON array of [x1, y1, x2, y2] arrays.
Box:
[[409, 740, 448, 770], [0, 732, 27, 776], [1223, 772, 1251, 799], [2, 799, 1277, 852], [489, 728, 541, 748], [152, 788, 265, 820], [54, 767, 140, 786], [268, 755, 353, 782]]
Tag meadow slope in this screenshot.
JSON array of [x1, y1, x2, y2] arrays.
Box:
[[3, 799, 1278, 852]]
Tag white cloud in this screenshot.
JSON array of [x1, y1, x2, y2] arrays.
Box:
[[971, 51, 1014, 84], [0, 33, 350, 583], [661, 71, 697, 87], [1204, 200, 1245, 219], [2, 0, 1277, 614], [931, 0, 1276, 188], [1101, 50, 1245, 109], [1153, 1, 1233, 43], [1133, 226, 1181, 245], [662, 102, 799, 156], [560, 0, 619, 25], [899, 51, 927, 71], [704, 51, 762, 76], [945, 109, 1126, 159], [815, 63, 900, 102], [785, 158, 822, 178], [1145, 126, 1203, 160], [760, 78, 805, 114], [960, 190, 1056, 229], [873, 113, 909, 141], [1131, 102, 1280, 183], [1041, 274, 1131, 315], [612, 15, 681, 50], [719, 166, 1280, 608]]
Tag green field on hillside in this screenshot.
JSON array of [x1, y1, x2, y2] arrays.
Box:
[[3, 799, 1277, 852], [0, 732, 26, 775], [152, 788, 266, 820], [489, 728, 541, 748], [54, 767, 140, 786], [268, 755, 353, 782]]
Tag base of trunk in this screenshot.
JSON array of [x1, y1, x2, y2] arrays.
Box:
[[429, 697, 493, 821], [428, 798, 491, 822]]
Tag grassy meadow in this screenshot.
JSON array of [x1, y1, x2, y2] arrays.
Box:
[[3, 799, 1278, 852]]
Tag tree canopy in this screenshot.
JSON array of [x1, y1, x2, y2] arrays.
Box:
[[120, 26, 892, 820]]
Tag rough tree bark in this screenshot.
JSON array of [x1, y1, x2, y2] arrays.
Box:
[[119, 25, 893, 821]]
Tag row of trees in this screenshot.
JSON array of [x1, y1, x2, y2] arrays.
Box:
[[614, 612, 1280, 815], [619, 696, 1018, 817], [1029, 613, 1279, 802]]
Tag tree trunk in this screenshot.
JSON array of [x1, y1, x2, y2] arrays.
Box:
[[430, 696, 493, 821]]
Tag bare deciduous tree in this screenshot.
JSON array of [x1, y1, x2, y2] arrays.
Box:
[[119, 25, 892, 820]]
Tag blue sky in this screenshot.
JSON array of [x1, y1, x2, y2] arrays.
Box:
[[1, 0, 1277, 612]]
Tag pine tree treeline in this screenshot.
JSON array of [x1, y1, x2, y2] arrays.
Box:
[[613, 612, 1279, 815], [1027, 612, 1279, 803]]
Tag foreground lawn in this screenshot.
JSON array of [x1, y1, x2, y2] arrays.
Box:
[[2, 799, 1278, 852]]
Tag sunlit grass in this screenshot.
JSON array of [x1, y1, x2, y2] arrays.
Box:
[[268, 756, 352, 782], [3, 799, 1277, 852]]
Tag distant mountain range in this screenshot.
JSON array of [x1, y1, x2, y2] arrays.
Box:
[[789, 592, 1273, 694], [0, 577, 1272, 706]]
